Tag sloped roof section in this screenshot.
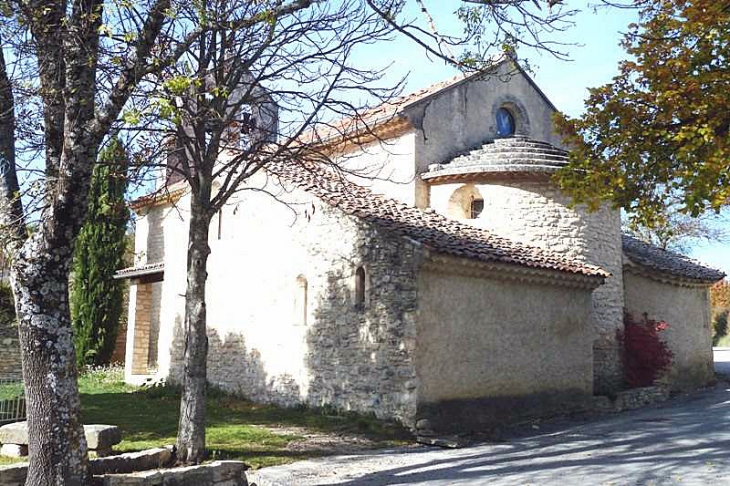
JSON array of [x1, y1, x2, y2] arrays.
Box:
[[622, 234, 725, 283], [300, 55, 516, 147], [130, 181, 188, 210], [267, 161, 608, 280]]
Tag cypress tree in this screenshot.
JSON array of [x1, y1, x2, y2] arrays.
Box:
[[71, 138, 129, 367]]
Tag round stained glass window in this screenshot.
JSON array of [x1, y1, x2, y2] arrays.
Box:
[[496, 108, 516, 137]]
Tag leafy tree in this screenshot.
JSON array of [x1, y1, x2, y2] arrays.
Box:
[[71, 139, 129, 368], [554, 1, 730, 227], [711, 280, 730, 309], [623, 206, 727, 252], [620, 312, 673, 388], [0, 1, 187, 482]]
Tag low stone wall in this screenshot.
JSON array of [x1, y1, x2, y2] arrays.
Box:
[[613, 386, 669, 412], [103, 460, 247, 486], [592, 386, 670, 413], [0, 448, 173, 486]]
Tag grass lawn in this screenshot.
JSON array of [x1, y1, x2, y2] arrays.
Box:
[[78, 367, 412, 468], [0, 367, 411, 469], [715, 334, 730, 347]]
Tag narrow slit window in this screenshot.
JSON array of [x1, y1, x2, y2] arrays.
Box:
[[295, 275, 308, 326], [217, 209, 223, 240], [355, 267, 366, 310]]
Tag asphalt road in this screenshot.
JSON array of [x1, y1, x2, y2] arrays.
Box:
[[249, 352, 730, 486]]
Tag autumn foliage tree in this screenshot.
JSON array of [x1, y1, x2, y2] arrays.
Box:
[[554, 1, 730, 227]]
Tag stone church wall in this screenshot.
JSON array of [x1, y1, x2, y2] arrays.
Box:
[[162, 180, 422, 425], [430, 179, 625, 393], [623, 270, 714, 391], [416, 266, 595, 430]]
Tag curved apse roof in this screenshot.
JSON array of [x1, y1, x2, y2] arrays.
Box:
[[423, 135, 568, 184]]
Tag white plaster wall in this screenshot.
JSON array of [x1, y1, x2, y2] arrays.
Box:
[[623, 271, 714, 391], [430, 179, 625, 392], [136, 174, 422, 424], [416, 268, 594, 426], [154, 198, 190, 378], [336, 132, 418, 207], [125, 199, 189, 381]]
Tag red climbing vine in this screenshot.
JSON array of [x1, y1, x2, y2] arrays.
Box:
[[619, 312, 673, 388]]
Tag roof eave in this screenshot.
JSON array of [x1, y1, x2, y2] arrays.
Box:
[[423, 250, 606, 290], [623, 259, 724, 288], [114, 263, 165, 280]]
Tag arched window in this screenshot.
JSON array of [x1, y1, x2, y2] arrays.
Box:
[[496, 107, 516, 137], [470, 198, 484, 219], [355, 266, 366, 310], [294, 275, 308, 326], [447, 184, 484, 220]]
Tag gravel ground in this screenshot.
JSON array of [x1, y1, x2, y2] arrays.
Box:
[[249, 352, 730, 486]]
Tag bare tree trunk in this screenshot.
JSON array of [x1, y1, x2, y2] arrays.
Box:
[[12, 245, 88, 485], [2, 34, 89, 486], [176, 200, 212, 464]]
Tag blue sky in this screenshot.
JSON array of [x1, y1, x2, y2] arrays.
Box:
[[362, 2, 730, 275]]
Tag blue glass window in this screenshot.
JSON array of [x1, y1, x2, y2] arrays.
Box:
[[496, 108, 516, 137]]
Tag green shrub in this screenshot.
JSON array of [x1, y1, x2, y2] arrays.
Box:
[[71, 139, 129, 367], [713, 309, 730, 346], [0, 283, 16, 325]]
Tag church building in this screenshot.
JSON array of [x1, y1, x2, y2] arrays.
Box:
[[117, 58, 724, 431]]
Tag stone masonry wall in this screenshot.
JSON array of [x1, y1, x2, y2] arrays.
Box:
[[0, 325, 21, 380], [166, 178, 422, 425], [417, 266, 595, 430], [430, 179, 625, 393], [130, 283, 152, 375], [624, 270, 715, 391], [304, 214, 422, 424]]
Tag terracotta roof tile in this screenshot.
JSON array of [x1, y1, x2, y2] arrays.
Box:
[[299, 58, 509, 146], [129, 181, 188, 210], [267, 161, 609, 279], [622, 234, 725, 283]]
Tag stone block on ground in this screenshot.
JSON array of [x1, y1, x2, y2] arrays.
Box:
[[0, 422, 121, 454], [90, 447, 173, 475], [614, 386, 669, 412], [0, 422, 27, 446], [416, 435, 469, 449], [85, 424, 122, 450], [0, 444, 26, 457], [102, 460, 247, 486]]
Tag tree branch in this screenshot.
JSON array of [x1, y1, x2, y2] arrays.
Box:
[[0, 35, 27, 250]]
